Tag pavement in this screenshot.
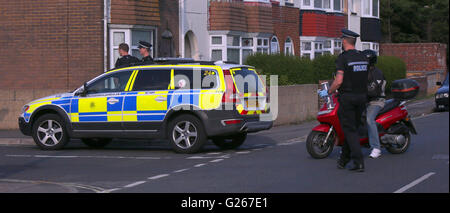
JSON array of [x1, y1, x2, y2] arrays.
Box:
[[0, 97, 447, 193]]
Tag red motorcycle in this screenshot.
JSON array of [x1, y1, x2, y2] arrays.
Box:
[[306, 80, 419, 159]]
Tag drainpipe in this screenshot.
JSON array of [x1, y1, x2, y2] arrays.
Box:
[[103, 0, 110, 71], [180, 0, 185, 58]]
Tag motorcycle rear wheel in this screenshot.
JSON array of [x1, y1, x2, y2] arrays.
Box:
[[306, 131, 335, 159]]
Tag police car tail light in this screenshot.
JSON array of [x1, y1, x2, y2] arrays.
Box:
[[222, 70, 239, 104]]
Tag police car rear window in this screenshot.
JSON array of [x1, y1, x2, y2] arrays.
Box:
[[173, 69, 218, 90], [231, 68, 264, 93]]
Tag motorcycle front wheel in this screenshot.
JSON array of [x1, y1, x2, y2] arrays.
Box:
[[306, 131, 335, 159]]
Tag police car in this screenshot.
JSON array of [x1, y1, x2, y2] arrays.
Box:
[[18, 60, 273, 153]]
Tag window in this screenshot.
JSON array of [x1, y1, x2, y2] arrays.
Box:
[[211, 36, 223, 45], [211, 49, 222, 61], [285, 37, 294, 55], [227, 49, 240, 64], [362, 43, 371, 50], [302, 42, 312, 51], [109, 27, 155, 69], [303, 0, 310, 6], [132, 70, 171, 91], [333, 0, 341, 11], [173, 69, 218, 90], [324, 40, 332, 49], [323, 0, 330, 9], [314, 0, 322, 8], [271, 37, 280, 54], [242, 38, 253, 47], [372, 0, 379, 17], [256, 38, 269, 54], [87, 71, 133, 94], [227, 36, 240, 47]]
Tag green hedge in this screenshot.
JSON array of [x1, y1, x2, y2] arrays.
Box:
[[245, 53, 406, 91]]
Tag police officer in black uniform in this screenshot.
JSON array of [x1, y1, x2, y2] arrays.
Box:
[[115, 43, 140, 68], [319, 29, 369, 172], [138, 41, 154, 65]]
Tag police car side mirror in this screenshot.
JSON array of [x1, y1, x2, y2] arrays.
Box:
[[75, 82, 88, 97]]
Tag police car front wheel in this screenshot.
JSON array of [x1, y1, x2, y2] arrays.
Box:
[[32, 114, 69, 150], [168, 114, 207, 154]]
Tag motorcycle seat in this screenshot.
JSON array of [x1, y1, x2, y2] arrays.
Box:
[[377, 99, 401, 116]]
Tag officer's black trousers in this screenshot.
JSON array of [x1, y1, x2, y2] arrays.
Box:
[[337, 93, 367, 165]]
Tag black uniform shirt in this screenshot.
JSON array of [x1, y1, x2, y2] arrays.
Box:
[[115, 55, 140, 68], [335, 49, 369, 94], [141, 55, 154, 65]]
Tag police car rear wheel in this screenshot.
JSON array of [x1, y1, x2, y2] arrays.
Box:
[[32, 114, 69, 150], [168, 114, 207, 154], [212, 133, 247, 150], [81, 138, 112, 149]]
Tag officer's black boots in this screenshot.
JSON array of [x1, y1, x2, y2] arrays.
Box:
[[348, 162, 365, 172], [337, 157, 350, 169]]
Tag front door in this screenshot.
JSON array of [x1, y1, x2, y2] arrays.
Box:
[[70, 70, 133, 132]]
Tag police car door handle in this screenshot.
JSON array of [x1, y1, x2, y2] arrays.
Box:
[[107, 98, 119, 105], [155, 96, 167, 102]]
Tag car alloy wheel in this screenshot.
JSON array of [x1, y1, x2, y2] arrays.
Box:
[[37, 119, 64, 146], [172, 121, 198, 149]]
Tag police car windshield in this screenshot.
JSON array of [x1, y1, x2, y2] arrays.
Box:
[[232, 68, 265, 93]]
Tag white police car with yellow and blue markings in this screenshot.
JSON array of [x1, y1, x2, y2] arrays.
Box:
[[19, 62, 273, 153]]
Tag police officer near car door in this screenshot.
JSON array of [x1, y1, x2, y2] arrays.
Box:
[[115, 43, 140, 69], [138, 41, 154, 65], [319, 29, 369, 172]]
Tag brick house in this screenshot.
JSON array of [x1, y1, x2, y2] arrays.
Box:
[[0, 0, 178, 91]]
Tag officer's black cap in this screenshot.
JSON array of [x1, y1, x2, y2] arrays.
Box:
[[138, 41, 152, 49], [341, 29, 360, 39]]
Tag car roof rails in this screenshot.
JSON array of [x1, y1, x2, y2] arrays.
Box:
[[154, 57, 216, 65]]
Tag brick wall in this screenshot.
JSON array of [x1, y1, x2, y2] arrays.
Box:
[[0, 0, 104, 90], [245, 2, 273, 33], [301, 11, 328, 37], [380, 43, 448, 73], [272, 4, 300, 56], [110, 0, 160, 26], [209, 2, 246, 32]]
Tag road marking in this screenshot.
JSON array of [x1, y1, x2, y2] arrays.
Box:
[[236, 151, 251, 154], [0, 178, 107, 193], [210, 159, 224, 163], [278, 135, 308, 146], [173, 168, 190, 173], [252, 148, 263, 151], [194, 163, 207, 167], [124, 181, 146, 188], [412, 113, 438, 121], [99, 188, 121, 193], [394, 172, 436, 193], [186, 155, 230, 159], [206, 152, 223, 155], [148, 174, 170, 180], [432, 154, 449, 160], [6, 154, 164, 160]]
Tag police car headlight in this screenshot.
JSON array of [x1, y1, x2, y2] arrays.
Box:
[[444, 93, 449, 98], [22, 105, 30, 114]]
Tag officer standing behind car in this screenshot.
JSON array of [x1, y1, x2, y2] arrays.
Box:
[[319, 29, 369, 172], [115, 43, 140, 68], [138, 41, 154, 65]]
